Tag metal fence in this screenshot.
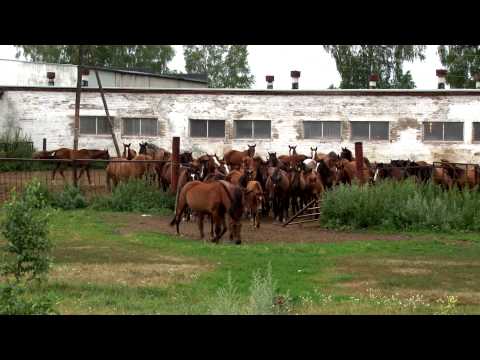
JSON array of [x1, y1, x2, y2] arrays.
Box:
[[0, 157, 171, 203]]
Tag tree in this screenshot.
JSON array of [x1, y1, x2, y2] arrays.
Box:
[[183, 45, 254, 88], [323, 45, 426, 89], [15, 45, 175, 74], [438, 45, 480, 88]]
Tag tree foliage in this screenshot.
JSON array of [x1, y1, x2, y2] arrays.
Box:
[[15, 45, 176, 74], [183, 45, 254, 88], [438, 45, 480, 88], [323, 45, 426, 89]]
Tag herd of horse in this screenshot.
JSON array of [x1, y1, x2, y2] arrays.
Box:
[[31, 142, 480, 244]]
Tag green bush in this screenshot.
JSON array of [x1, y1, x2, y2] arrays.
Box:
[[1, 180, 53, 282], [51, 184, 88, 210], [91, 179, 175, 214], [320, 179, 480, 232]]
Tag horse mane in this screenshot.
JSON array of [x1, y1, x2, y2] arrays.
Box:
[[146, 143, 160, 151]]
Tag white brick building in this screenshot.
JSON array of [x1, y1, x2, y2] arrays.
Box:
[[1, 86, 480, 163]]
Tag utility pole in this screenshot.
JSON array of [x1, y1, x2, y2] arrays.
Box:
[[73, 45, 83, 151]]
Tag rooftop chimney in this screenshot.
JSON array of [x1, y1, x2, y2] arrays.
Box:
[[474, 73, 480, 89], [368, 73, 379, 89], [266, 75, 274, 89], [291, 70, 300, 89], [436, 69, 447, 89], [47, 72, 55, 86]]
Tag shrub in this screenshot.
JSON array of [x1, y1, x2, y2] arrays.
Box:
[[91, 179, 175, 214], [320, 179, 480, 232], [51, 184, 88, 210], [1, 180, 52, 282]]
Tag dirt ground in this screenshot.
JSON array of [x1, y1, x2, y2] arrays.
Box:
[[103, 212, 411, 244]]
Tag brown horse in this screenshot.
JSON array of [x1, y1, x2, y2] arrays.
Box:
[[265, 167, 290, 222], [52, 148, 110, 184], [336, 159, 371, 185], [105, 154, 153, 191], [245, 180, 264, 229], [225, 169, 254, 187], [170, 180, 244, 244], [224, 145, 256, 170], [122, 143, 137, 160], [437, 160, 479, 190]]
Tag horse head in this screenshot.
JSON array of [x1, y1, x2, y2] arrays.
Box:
[[310, 147, 317, 159], [289, 145, 297, 155], [340, 147, 353, 161], [139, 142, 148, 155], [247, 144, 256, 157]]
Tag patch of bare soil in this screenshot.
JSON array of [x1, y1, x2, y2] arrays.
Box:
[[51, 262, 210, 287], [102, 213, 411, 245]]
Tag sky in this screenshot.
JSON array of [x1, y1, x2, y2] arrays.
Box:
[[0, 45, 445, 89]]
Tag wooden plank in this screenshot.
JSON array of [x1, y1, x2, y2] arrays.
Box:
[[287, 219, 319, 225], [94, 69, 121, 158]]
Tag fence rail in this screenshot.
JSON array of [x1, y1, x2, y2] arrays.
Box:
[[0, 157, 173, 203]]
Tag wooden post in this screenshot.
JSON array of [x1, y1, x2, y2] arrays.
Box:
[[355, 141, 364, 184], [94, 69, 121, 158], [171, 137, 180, 194], [73, 46, 83, 151], [42, 138, 47, 152]]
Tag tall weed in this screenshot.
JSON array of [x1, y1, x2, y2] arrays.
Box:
[[321, 179, 480, 232]]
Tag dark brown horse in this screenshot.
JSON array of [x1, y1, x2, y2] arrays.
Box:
[[265, 167, 290, 222], [170, 180, 244, 244], [224, 145, 256, 170], [52, 148, 110, 184]]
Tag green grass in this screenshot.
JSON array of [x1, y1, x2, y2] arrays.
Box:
[[2, 209, 480, 314]]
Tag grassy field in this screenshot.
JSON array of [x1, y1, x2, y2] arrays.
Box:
[[2, 209, 480, 314]]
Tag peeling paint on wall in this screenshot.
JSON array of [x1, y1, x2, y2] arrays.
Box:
[[1, 90, 480, 163]]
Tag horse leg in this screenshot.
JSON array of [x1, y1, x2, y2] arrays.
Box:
[[86, 167, 92, 185], [197, 213, 205, 240]]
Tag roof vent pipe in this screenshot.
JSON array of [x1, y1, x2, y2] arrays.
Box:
[[368, 73, 379, 89], [291, 71, 300, 89], [266, 75, 274, 89], [436, 69, 448, 89], [47, 72, 55, 86]]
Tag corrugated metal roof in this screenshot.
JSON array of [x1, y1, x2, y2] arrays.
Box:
[[88, 66, 208, 83]]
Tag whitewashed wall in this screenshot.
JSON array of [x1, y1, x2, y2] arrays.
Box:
[[1, 88, 480, 163]]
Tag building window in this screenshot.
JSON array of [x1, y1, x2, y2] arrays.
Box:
[[303, 121, 341, 139], [351, 121, 389, 141], [473, 123, 480, 142], [123, 118, 158, 136], [189, 119, 225, 138], [423, 122, 463, 141], [80, 116, 111, 135], [234, 120, 271, 139]]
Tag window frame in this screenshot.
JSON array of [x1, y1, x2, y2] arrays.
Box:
[[122, 118, 158, 137], [234, 120, 272, 139], [189, 119, 225, 139], [422, 121, 464, 142], [303, 120, 341, 140], [350, 121, 390, 141], [79, 116, 112, 136], [472, 122, 480, 143]]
